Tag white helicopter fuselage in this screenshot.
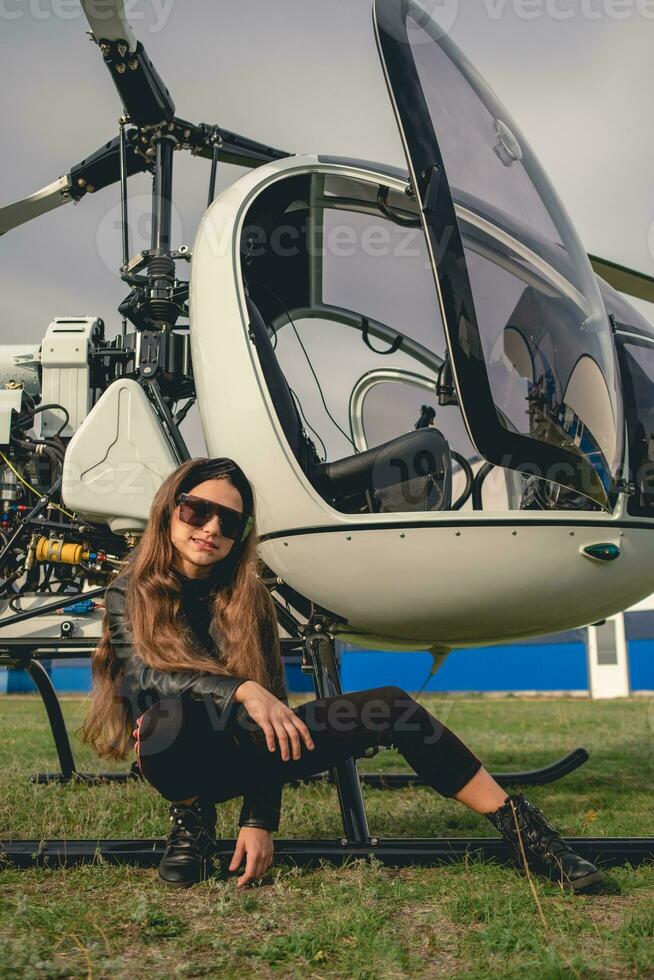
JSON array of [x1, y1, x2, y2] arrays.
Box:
[[191, 155, 654, 652]]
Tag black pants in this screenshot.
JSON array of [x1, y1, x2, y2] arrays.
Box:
[[134, 686, 483, 807]]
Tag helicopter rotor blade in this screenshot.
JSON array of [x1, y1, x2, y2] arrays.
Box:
[[80, 0, 175, 127], [0, 176, 73, 237], [79, 0, 137, 50], [589, 254, 654, 305], [0, 132, 150, 237]]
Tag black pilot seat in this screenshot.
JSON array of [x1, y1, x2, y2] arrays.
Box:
[[245, 293, 452, 514]]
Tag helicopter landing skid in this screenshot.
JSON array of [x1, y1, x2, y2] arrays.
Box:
[[1, 631, 653, 872], [297, 747, 590, 791], [3, 835, 653, 872]]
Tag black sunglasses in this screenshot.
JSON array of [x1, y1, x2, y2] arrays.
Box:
[[175, 492, 254, 542]]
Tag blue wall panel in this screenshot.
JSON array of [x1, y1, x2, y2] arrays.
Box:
[[283, 660, 315, 694], [627, 641, 654, 691], [50, 665, 92, 693], [1, 661, 316, 695], [7, 640, 654, 695], [6, 668, 39, 694], [339, 643, 589, 693]]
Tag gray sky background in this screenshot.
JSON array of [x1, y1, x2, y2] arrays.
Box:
[[1, 0, 653, 455]]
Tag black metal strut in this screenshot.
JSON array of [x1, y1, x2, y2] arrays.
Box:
[[305, 631, 370, 844], [25, 660, 76, 782]]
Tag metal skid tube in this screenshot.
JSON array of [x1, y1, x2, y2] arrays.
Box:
[[30, 767, 142, 786], [24, 660, 76, 782], [298, 748, 590, 791], [2, 837, 653, 871]]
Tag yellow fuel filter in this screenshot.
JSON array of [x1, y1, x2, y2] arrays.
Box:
[[35, 537, 88, 565]]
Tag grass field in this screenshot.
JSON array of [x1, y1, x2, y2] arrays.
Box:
[[1, 694, 653, 979]]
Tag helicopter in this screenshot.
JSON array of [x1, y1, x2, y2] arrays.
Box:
[[1, 0, 654, 869]]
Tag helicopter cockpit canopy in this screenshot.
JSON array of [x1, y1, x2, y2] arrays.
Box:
[[240, 166, 457, 517], [374, 0, 624, 510]]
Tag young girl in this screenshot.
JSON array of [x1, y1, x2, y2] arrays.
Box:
[[82, 456, 601, 892]]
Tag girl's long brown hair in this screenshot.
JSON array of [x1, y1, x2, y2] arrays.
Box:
[[81, 457, 282, 761]]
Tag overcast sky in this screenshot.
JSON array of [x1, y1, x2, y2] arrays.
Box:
[[1, 0, 653, 454]]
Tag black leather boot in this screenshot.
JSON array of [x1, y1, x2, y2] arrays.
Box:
[[158, 799, 217, 887], [485, 793, 603, 892]]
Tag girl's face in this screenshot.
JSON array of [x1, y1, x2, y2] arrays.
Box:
[[170, 476, 245, 579]]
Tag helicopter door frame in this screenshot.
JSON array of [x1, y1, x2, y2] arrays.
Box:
[[615, 330, 654, 519], [373, 0, 623, 511], [192, 155, 463, 534]]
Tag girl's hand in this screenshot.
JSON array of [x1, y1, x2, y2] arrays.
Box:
[[229, 827, 274, 888], [234, 681, 315, 761]]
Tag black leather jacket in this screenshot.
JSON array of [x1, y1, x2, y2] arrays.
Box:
[[104, 576, 286, 831]]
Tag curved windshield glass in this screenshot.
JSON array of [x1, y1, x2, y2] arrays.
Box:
[[374, 0, 623, 508]]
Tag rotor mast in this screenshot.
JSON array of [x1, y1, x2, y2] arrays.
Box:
[[76, 0, 290, 354]]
